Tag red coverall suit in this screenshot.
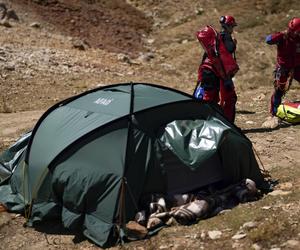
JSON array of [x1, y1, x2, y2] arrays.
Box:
[[266, 32, 300, 115], [197, 31, 238, 122]]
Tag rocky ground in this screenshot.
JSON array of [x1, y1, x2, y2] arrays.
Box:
[[0, 0, 299, 249]]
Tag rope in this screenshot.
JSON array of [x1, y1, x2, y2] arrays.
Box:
[[124, 178, 139, 212], [252, 146, 271, 179]]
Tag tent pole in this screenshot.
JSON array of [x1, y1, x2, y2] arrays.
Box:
[[124, 82, 134, 175], [116, 82, 135, 236], [117, 177, 126, 226], [22, 161, 31, 220]]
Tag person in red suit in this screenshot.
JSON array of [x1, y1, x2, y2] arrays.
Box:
[[195, 16, 238, 123], [263, 17, 300, 128]]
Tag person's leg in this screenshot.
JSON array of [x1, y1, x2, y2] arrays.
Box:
[[263, 66, 291, 129], [293, 66, 300, 83], [220, 80, 237, 123], [270, 67, 290, 116], [270, 89, 285, 115]]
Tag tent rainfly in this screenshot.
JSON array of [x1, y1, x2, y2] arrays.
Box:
[[0, 83, 265, 247]]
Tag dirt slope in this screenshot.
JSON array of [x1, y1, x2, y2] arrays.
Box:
[[0, 0, 300, 249]]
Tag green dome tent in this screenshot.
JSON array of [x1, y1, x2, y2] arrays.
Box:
[[0, 83, 264, 247]]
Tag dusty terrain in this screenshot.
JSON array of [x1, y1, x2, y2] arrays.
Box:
[[0, 0, 299, 249]]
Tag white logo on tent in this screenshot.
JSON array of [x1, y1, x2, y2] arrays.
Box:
[[94, 97, 114, 106]]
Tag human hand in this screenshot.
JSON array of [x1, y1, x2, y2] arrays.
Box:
[[194, 85, 205, 100], [232, 37, 237, 45], [283, 30, 289, 39]]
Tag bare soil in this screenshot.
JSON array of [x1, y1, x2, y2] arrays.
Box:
[[0, 0, 299, 249]]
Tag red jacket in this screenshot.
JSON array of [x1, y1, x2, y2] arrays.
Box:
[[266, 32, 300, 68], [197, 26, 238, 81]]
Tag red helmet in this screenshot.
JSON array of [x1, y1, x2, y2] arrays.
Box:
[[220, 15, 237, 27], [288, 17, 300, 33]]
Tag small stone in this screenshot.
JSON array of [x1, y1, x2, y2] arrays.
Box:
[[208, 230, 222, 240], [252, 93, 265, 101], [137, 52, 155, 62], [195, 8, 204, 15], [72, 39, 89, 50], [30, 22, 41, 28], [252, 243, 262, 250], [181, 39, 188, 44], [219, 209, 232, 214], [242, 221, 257, 229], [232, 233, 247, 240], [285, 240, 299, 247], [232, 242, 242, 248], [262, 206, 271, 210], [159, 245, 168, 249], [278, 182, 293, 190], [269, 190, 291, 196], [126, 221, 148, 240], [117, 53, 131, 63], [4, 64, 15, 71], [146, 38, 155, 44], [0, 19, 11, 27]]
